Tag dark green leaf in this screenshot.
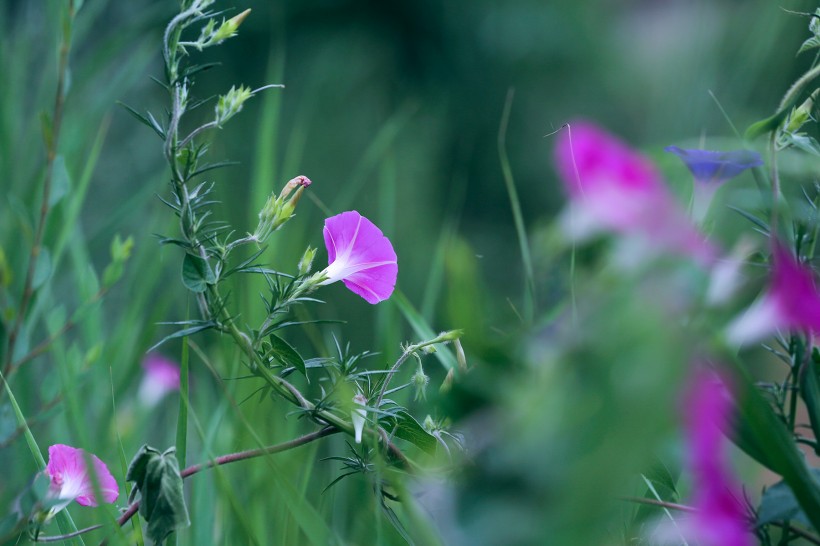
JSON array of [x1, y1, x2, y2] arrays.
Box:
[[117, 102, 166, 139], [389, 410, 437, 455], [181, 253, 216, 293], [757, 480, 802, 526], [127, 445, 189, 544], [268, 334, 306, 377], [804, 350, 820, 457], [731, 362, 820, 531], [149, 321, 215, 352]]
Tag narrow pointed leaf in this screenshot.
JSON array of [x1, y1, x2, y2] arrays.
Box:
[[268, 334, 306, 377]]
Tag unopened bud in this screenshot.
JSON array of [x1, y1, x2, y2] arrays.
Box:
[[439, 368, 455, 394], [413, 366, 429, 401], [454, 338, 467, 373], [423, 415, 436, 432], [252, 176, 313, 241], [212, 9, 251, 43], [434, 329, 464, 343], [298, 246, 317, 276], [352, 394, 367, 444], [215, 85, 253, 127]]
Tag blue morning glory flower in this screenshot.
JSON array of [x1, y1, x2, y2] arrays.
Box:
[[664, 146, 763, 185]]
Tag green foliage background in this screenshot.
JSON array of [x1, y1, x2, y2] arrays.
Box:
[[1, 0, 817, 544]]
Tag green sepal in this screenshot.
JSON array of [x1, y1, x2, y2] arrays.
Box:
[[126, 445, 190, 545]]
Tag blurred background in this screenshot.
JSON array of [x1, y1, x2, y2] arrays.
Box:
[[2, 0, 818, 544]]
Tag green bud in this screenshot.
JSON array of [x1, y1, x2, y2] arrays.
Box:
[[412, 365, 429, 401], [252, 176, 313, 242], [434, 329, 464, 343], [212, 9, 251, 43], [786, 92, 816, 133], [423, 415, 436, 432], [215, 85, 253, 127], [298, 246, 317, 276]]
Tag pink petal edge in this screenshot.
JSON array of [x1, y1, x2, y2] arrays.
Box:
[[321, 211, 397, 304]]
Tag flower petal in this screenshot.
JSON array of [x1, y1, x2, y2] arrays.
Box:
[[681, 370, 752, 546], [553, 121, 716, 264], [665, 146, 763, 184], [321, 211, 397, 304], [139, 353, 181, 406], [46, 444, 119, 507]]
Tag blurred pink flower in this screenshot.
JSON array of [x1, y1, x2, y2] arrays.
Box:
[[318, 210, 398, 304], [727, 243, 820, 345], [46, 444, 119, 510], [138, 353, 181, 406], [553, 121, 716, 265], [678, 369, 752, 546]]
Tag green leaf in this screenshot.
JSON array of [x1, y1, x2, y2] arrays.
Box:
[[0, 403, 16, 446], [268, 333, 306, 377], [757, 469, 820, 528], [32, 248, 52, 290], [783, 132, 820, 156], [50, 155, 70, 207], [0, 246, 11, 288], [731, 361, 820, 531], [149, 321, 216, 352], [798, 36, 820, 55], [126, 445, 190, 544], [389, 410, 437, 454], [181, 253, 216, 293], [803, 350, 820, 457], [757, 480, 802, 525]]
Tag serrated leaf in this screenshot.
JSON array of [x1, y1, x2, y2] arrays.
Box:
[[32, 248, 52, 290], [50, 155, 70, 207], [181, 253, 216, 293], [389, 410, 437, 454], [127, 445, 190, 544], [268, 333, 306, 377]]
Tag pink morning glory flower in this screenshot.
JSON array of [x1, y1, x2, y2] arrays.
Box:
[[553, 121, 716, 265], [726, 243, 820, 345], [45, 444, 119, 510], [665, 146, 763, 223], [318, 211, 398, 304], [138, 353, 181, 407], [677, 369, 752, 546]]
